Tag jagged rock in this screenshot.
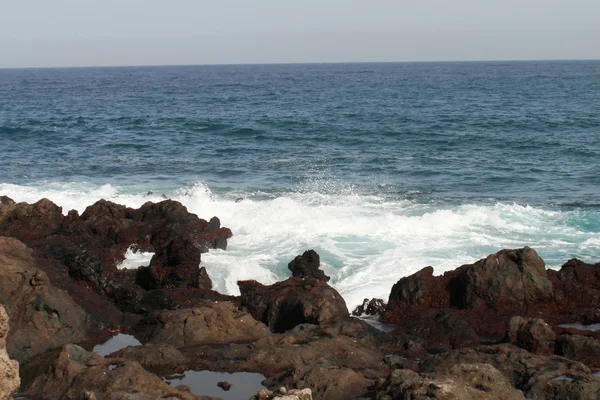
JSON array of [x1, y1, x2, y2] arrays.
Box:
[[558, 333, 600, 368], [352, 298, 386, 317], [135, 301, 271, 346], [506, 316, 556, 355], [0, 305, 20, 400], [0, 237, 88, 362], [22, 344, 217, 400], [238, 278, 349, 333], [288, 250, 329, 281], [384, 248, 558, 339], [375, 363, 525, 400]]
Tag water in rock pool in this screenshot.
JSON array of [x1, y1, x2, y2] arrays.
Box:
[[2, 61, 600, 309], [165, 370, 266, 400]]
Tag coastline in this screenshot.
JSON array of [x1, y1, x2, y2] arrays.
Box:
[[1, 195, 600, 399]]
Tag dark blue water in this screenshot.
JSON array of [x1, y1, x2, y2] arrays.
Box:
[[2, 61, 600, 308]]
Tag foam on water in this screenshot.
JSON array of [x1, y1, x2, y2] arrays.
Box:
[[117, 246, 155, 270], [2, 181, 599, 310]]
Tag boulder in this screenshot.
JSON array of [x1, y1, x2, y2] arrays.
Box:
[[505, 317, 556, 355], [375, 363, 525, 400], [288, 250, 329, 281], [352, 298, 386, 317], [238, 278, 349, 333], [0, 237, 88, 362], [558, 334, 600, 368], [22, 344, 217, 400], [420, 344, 600, 399], [135, 301, 271, 346], [251, 387, 312, 400], [0, 305, 20, 400]]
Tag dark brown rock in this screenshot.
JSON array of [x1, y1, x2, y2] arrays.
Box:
[[352, 298, 386, 317], [238, 277, 349, 333], [557, 333, 600, 368], [505, 316, 556, 355], [288, 250, 329, 282]]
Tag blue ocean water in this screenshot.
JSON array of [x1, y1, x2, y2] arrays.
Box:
[[1, 61, 600, 307]]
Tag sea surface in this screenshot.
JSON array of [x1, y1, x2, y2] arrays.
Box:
[[1, 61, 600, 308]]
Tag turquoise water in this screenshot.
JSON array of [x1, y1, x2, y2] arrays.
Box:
[[1, 61, 600, 308]]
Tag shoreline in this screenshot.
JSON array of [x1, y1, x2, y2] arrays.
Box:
[[1, 195, 600, 399]]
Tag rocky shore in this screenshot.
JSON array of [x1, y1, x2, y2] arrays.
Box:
[[1, 196, 600, 399]]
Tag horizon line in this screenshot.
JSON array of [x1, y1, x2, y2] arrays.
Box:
[[2, 58, 600, 70]]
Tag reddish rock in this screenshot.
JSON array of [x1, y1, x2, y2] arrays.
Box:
[[352, 298, 386, 317]]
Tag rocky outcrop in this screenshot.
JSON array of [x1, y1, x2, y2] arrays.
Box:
[[420, 344, 600, 399], [557, 334, 600, 368], [374, 363, 525, 400], [383, 247, 597, 339], [506, 317, 556, 355], [0, 237, 89, 362], [135, 301, 271, 346], [239, 278, 349, 333], [22, 344, 218, 400], [352, 298, 386, 317], [0, 197, 232, 331], [288, 250, 329, 281], [0, 305, 20, 400]]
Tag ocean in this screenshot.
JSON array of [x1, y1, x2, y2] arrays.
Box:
[[1, 61, 599, 309]]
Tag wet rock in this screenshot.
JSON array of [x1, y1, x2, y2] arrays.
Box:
[[375, 363, 525, 400], [506, 316, 556, 355], [352, 298, 386, 317], [0, 305, 20, 400], [547, 258, 600, 309], [0, 237, 88, 362], [217, 381, 232, 391], [239, 278, 349, 333], [135, 301, 271, 346], [557, 334, 600, 368], [22, 344, 216, 400], [288, 250, 329, 282]]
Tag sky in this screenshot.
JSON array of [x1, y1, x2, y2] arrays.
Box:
[[0, 0, 599, 68]]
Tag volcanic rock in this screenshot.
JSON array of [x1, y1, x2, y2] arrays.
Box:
[[374, 363, 525, 400], [557, 333, 600, 368], [22, 344, 217, 400], [135, 301, 271, 346], [0, 305, 20, 400], [352, 298, 386, 317], [288, 250, 329, 281], [238, 278, 349, 333], [506, 316, 556, 355], [0, 237, 88, 362]]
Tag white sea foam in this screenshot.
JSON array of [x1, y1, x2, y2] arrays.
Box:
[[117, 246, 155, 270], [2, 181, 599, 310]]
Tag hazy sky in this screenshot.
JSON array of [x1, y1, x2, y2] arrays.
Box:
[[1, 0, 599, 68]]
